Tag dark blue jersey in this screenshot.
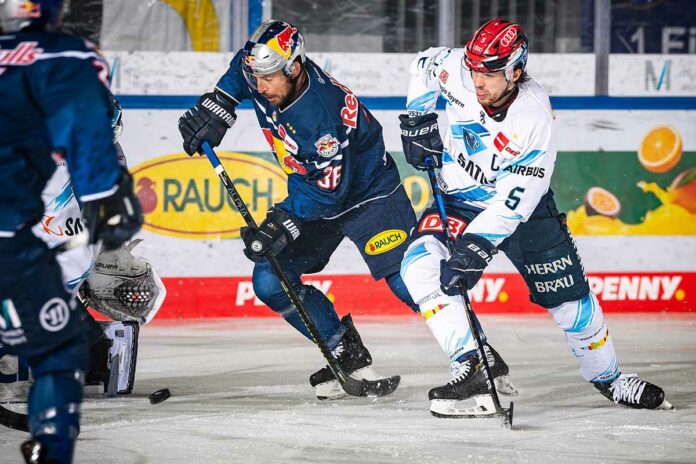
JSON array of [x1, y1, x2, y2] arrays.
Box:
[[216, 52, 402, 221], [0, 31, 120, 236]]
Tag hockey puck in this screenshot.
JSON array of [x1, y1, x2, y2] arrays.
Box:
[[149, 388, 171, 405]]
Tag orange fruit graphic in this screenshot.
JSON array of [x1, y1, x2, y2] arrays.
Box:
[[638, 126, 682, 173], [584, 187, 621, 217]]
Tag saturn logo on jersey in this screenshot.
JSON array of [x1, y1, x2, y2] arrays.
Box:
[[315, 134, 340, 158], [39, 298, 71, 333], [365, 229, 407, 255]]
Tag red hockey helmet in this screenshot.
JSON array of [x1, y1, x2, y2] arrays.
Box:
[[463, 18, 528, 79]]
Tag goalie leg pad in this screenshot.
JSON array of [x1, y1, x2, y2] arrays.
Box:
[[85, 321, 139, 395], [0, 352, 31, 402]]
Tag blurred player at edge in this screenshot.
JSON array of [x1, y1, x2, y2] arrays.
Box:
[[178, 20, 418, 400], [1, 92, 166, 411], [0, 0, 142, 461]]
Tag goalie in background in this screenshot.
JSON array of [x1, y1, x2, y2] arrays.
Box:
[[1, 94, 165, 409]]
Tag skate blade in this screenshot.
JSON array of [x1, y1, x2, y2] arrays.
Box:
[[657, 398, 674, 410], [495, 374, 519, 397], [315, 366, 380, 400], [430, 394, 497, 418]]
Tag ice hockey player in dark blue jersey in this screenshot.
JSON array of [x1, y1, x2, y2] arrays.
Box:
[[0, 1, 142, 462], [179, 20, 417, 400]]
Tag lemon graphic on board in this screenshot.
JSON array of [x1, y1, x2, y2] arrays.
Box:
[[638, 126, 682, 173]]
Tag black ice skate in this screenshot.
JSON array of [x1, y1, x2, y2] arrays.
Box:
[[309, 314, 383, 400], [592, 373, 673, 410], [429, 344, 516, 418]]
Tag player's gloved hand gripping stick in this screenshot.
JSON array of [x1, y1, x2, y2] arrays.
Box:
[[425, 159, 514, 428], [201, 142, 400, 398]]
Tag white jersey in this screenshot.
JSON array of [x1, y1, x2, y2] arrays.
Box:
[[407, 47, 557, 246], [31, 142, 126, 289]]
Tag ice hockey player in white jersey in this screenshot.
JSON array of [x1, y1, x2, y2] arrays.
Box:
[[398, 18, 671, 417]]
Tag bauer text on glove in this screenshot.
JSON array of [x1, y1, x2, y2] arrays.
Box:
[[399, 113, 443, 170]]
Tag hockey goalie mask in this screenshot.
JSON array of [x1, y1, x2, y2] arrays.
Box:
[[242, 19, 305, 90], [79, 239, 166, 324], [463, 18, 528, 82]]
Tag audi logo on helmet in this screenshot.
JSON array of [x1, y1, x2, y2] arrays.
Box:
[[500, 27, 517, 47], [463, 18, 528, 74]]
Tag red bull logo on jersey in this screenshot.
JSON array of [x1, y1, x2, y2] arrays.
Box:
[[0, 42, 43, 66], [314, 134, 339, 158], [365, 229, 407, 255], [130, 152, 286, 239]]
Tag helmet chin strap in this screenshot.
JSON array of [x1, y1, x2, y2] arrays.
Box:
[[491, 81, 516, 107]]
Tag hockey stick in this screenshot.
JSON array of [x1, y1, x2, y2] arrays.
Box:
[[425, 163, 513, 428], [0, 403, 29, 432], [200, 142, 400, 397]]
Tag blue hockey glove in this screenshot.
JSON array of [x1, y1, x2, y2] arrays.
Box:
[[440, 233, 497, 295], [241, 208, 301, 262], [82, 169, 143, 251], [178, 90, 236, 156], [398, 113, 443, 170]]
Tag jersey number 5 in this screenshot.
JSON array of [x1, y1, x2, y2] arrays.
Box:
[[317, 165, 342, 190], [505, 187, 525, 210]]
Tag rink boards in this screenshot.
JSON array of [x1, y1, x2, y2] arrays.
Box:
[[105, 52, 695, 316]]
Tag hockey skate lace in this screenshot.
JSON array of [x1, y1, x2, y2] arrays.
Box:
[[610, 374, 646, 404], [447, 360, 472, 385]]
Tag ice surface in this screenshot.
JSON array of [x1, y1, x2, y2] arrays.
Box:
[[1, 314, 694, 463]]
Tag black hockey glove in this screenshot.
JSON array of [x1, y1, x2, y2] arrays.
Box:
[[440, 233, 497, 295], [82, 169, 143, 251], [178, 90, 237, 156], [241, 208, 301, 262], [398, 113, 443, 171]]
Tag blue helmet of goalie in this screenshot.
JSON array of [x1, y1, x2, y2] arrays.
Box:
[[241, 19, 305, 90], [0, 0, 65, 33]]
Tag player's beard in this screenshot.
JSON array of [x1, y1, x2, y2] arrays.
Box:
[[479, 83, 514, 107], [277, 70, 307, 109]]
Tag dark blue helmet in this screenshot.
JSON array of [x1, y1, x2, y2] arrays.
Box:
[[0, 0, 65, 33]]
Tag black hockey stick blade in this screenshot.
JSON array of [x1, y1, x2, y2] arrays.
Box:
[[0, 403, 29, 432], [339, 374, 401, 398]]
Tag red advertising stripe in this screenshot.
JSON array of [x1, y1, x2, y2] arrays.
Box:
[[141, 272, 695, 319]]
